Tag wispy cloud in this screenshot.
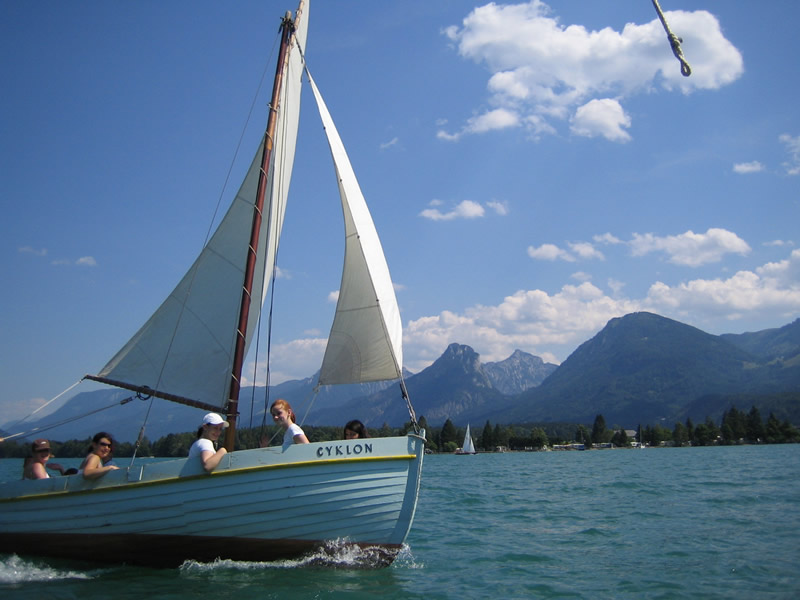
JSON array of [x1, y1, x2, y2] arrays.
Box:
[[594, 233, 623, 245], [420, 199, 507, 221], [437, 108, 519, 141], [531, 228, 750, 267], [380, 137, 399, 150], [779, 133, 800, 175], [733, 161, 764, 174], [486, 200, 509, 216], [527, 241, 603, 262], [18, 246, 47, 257], [51, 256, 98, 267], [439, 2, 743, 142]]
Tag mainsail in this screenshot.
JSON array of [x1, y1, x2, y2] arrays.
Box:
[[91, 6, 309, 410]]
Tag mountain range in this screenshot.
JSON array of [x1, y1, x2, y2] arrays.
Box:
[[3, 312, 798, 443]]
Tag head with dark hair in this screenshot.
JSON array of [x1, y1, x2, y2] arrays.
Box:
[[89, 432, 114, 457], [92, 431, 114, 445], [344, 420, 369, 440]]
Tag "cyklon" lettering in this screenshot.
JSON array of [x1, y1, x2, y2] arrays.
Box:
[[316, 443, 373, 458]]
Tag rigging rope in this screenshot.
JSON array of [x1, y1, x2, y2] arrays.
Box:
[[0, 393, 143, 443], [11, 379, 82, 425], [651, 0, 691, 76]]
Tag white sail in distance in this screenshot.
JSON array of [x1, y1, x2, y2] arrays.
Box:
[[462, 424, 476, 454]]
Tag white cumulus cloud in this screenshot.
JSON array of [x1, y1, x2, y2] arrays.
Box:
[[528, 243, 575, 262], [570, 98, 631, 142], [629, 228, 750, 267], [439, 1, 743, 141], [400, 249, 800, 374]]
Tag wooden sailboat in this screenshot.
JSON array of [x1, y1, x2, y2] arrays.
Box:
[[455, 424, 476, 455], [0, 0, 425, 567]]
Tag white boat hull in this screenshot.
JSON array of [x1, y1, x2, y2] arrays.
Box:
[[0, 434, 425, 566]]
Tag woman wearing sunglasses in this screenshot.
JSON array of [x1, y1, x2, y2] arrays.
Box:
[[80, 432, 120, 480]]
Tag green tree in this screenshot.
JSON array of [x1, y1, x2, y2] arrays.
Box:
[[493, 424, 509, 448], [442, 441, 459, 453], [575, 425, 590, 446], [672, 422, 688, 446], [693, 417, 720, 446], [765, 412, 782, 443], [591, 414, 607, 445], [651, 425, 672, 445], [530, 427, 549, 449], [779, 419, 800, 443], [418, 415, 429, 433], [440, 419, 458, 446], [479, 420, 494, 451], [746, 406, 765, 442], [721, 406, 746, 444], [611, 429, 629, 447]]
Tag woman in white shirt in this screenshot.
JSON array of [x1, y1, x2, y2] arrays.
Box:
[[270, 399, 309, 448], [188, 413, 229, 472]]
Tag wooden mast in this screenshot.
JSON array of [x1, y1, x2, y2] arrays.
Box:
[[223, 7, 302, 451]]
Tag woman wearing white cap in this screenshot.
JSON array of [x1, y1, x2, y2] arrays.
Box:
[[189, 413, 229, 472]]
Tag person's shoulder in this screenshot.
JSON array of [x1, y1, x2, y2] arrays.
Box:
[[189, 438, 213, 456]]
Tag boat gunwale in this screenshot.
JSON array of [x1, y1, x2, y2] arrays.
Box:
[[0, 450, 421, 504]]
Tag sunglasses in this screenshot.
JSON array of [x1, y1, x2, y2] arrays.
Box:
[[35, 449, 50, 454], [98, 442, 113, 448]]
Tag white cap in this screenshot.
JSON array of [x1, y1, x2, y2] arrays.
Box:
[[202, 413, 229, 428]]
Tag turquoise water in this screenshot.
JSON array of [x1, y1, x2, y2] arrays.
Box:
[[2, 445, 799, 599]]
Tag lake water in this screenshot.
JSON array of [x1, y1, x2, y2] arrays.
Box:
[[2, 444, 799, 599]]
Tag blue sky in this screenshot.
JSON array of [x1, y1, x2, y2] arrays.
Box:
[[2, 0, 798, 425]]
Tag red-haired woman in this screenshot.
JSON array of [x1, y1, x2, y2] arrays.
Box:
[[270, 399, 309, 448]]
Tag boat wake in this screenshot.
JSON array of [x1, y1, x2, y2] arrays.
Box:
[[0, 554, 97, 584], [179, 540, 418, 571]]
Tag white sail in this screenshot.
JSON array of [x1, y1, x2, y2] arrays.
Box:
[[462, 424, 476, 454], [308, 74, 403, 385], [95, 6, 309, 408]]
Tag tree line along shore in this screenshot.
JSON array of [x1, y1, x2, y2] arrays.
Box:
[[1, 404, 797, 460]]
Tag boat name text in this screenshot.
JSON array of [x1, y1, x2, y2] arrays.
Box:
[[316, 443, 373, 458]]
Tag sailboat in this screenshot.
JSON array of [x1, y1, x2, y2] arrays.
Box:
[[0, 0, 425, 567], [455, 424, 476, 455]]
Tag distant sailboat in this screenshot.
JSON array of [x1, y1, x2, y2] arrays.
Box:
[[456, 424, 477, 455], [0, 0, 424, 567]]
